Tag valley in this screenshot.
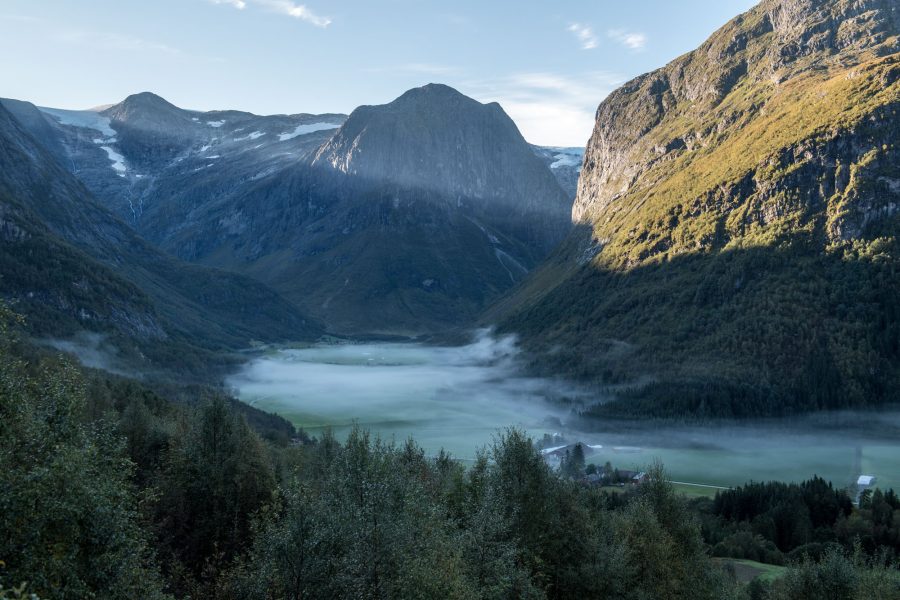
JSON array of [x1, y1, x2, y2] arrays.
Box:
[[2, 0, 899, 597], [230, 336, 900, 493]]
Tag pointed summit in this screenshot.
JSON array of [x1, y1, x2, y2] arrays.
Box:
[[103, 91, 191, 127], [390, 83, 480, 108]]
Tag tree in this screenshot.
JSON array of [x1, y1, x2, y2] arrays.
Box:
[[0, 305, 170, 600], [561, 444, 586, 479], [155, 396, 276, 585]]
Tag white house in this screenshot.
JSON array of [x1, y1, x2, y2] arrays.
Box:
[[857, 475, 876, 487]]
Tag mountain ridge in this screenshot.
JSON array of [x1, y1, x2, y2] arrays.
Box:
[[0, 101, 322, 377], [489, 0, 900, 417], [15, 85, 573, 337]]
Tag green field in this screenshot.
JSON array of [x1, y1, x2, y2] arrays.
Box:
[[582, 439, 900, 492], [716, 559, 788, 584], [670, 482, 726, 499]]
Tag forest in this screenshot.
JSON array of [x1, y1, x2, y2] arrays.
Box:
[[1, 305, 898, 599]]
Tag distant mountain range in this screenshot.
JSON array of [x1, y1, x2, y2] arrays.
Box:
[[489, 0, 900, 417], [4, 84, 572, 337]]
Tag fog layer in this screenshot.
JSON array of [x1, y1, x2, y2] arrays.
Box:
[[228, 332, 573, 458], [230, 333, 900, 490]]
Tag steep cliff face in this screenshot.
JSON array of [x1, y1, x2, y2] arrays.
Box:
[[573, 0, 899, 250], [491, 0, 900, 417]]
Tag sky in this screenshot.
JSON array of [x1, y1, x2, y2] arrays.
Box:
[[0, 0, 757, 146]]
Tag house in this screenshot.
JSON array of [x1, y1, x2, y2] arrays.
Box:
[[540, 442, 601, 467], [583, 473, 603, 485], [617, 469, 637, 481], [631, 472, 649, 485]]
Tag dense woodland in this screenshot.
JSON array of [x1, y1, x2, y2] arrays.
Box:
[[1, 305, 898, 599]]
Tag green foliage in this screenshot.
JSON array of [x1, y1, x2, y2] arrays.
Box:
[[154, 396, 276, 587], [2, 304, 895, 599], [701, 475, 900, 568], [503, 236, 900, 417], [0, 306, 170, 600], [223, 428, 735, 600], [560, 443, 586, 478], [766, 545, 900, 600]]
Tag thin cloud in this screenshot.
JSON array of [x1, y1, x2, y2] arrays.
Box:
[[209, 0, 247, 8], [57, 31, 182, 55], [462, 71, 622, 147], [568, 23, 598, 50], [208, 0, 331, 27], [607, 28, 647, 51]]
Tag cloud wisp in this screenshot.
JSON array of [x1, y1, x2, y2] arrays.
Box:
[[567, 23, 598, 50], [209, 0, 247, 9], [607, 28, 647, 51], [463, 71, 622, 147], [57, 31, 183, 56], [208, 0, 331, 27]]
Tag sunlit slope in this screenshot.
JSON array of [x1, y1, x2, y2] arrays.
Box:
[[491, 0, 900, 417]]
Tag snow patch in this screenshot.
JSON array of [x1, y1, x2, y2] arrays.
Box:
[[207, 120, 226, 128], [235, 130, 266, 141], [278, 122, 340, 141], [40, 107, 116, 137], [99, 146, 127, 175], [550, 152, 582, 169]]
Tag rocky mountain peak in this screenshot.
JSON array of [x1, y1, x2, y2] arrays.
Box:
[[572, 0, 900, 226], [103, 91, 193, 130], [390, 83, 482, 109], [760, 0, 899, 70], [311, 84, 569, 219]]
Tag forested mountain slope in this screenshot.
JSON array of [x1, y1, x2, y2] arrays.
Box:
[[489, 0, 900, 417]]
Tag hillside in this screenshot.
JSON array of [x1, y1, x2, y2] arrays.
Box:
[[489, 0, 900, 417], [0, 102, 321, 377]]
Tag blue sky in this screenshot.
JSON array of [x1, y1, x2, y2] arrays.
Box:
[[1, 0, 757, 146]]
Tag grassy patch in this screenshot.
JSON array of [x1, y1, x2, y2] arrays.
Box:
[[717, 558, 788, 583]]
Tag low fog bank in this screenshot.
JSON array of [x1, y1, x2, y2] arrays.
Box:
[[229, 330, 899, 489], [554, 410, 900, 490], [228, 329, 592, 458], [40, 333, 135, 377]]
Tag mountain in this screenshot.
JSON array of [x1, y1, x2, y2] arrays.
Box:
[[0, 101, 321, 377], [15, 93, 346, 224], [311, 84, 570, 244], [489, 0, 900, 417], [19, 85, 572, 336]]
